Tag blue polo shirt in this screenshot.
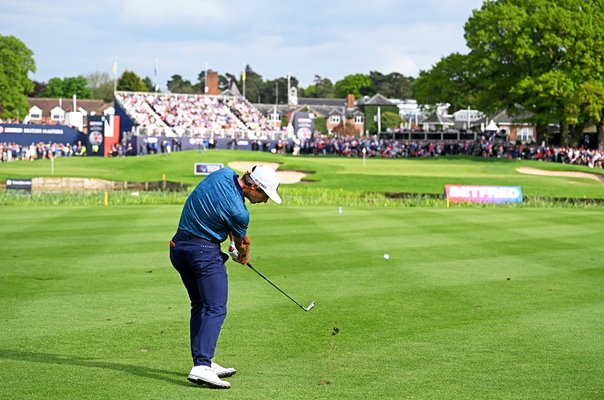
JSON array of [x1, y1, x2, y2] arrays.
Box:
[[178, 167, 249, 242]]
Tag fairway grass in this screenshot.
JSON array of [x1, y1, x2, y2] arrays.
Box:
[[1, 150, 604, 199], [1, 205, 602, 400]]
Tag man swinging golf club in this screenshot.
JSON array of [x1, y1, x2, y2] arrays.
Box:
[[169, 165, 281, 389]]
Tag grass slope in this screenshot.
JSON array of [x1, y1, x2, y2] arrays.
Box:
[[1, 149, 603, 198], [1, 205, 602, 399]]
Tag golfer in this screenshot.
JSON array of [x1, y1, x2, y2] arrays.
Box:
[[169, 165, 281, 389]]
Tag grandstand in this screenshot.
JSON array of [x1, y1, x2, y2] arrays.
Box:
[[114, 91, 280, 140]]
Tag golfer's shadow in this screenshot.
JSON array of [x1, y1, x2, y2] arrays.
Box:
[[0, 348, 189, 387]]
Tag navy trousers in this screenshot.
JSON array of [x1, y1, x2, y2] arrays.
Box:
[[169, 229, 229, 367]]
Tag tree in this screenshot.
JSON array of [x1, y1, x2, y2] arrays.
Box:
[[64, 76, 92, 98], [39, 77, 65, 98], [141, 76, 158, 92], [28, 81, 47, 97], [166, 74, 195, 94], [334, 73, 373, 98], [412, 53, 477, 112], [301, 75, 335, 98], [259, 77, 287, 105], [381, 111, 403, 130], [568, 82, 604, 149], [40, 76, 92, 99], [39, 76, 92, 99], [240, 65, 263, 103], [0, 35, 36, 120], [464, 0, 604, 147], [86, 72, 114, 102], [369, 71, 414, 99], [117, 70, 148, 92]]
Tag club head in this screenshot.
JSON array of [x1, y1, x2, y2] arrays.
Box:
[[304, 301, 315, 312]]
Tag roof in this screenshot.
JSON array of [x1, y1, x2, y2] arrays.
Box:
[[420, 112, 454, 125], [297, 97, 346, 107], [491, 108, 533, 124], [361, 93, 395, 106], [220, 81, 242, 97], [27, 98, 112, 114], [254, 103, 290, 116]]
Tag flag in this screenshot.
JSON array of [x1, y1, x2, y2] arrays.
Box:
[[242, 70, 246, 82], [112, 58, 117, 75]]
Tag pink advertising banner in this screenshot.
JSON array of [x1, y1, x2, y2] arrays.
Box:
[[444, 185, 523, 204]]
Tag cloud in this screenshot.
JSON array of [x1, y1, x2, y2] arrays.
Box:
[[2, 0, 486, 89], [117, 0, 227, 28]]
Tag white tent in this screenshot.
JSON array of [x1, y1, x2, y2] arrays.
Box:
[[485, 120, 499, 131]]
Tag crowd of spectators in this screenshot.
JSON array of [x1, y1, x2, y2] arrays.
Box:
[[149, 94, 245, 136], [115, 93, 173, 136], [2, 133, 603, 169], [0, 118, 23, 124], [0, 141, 87, 162], [263, 134, 604, 169], [117, 93, 276, 138], [225, 97, 271, 132]]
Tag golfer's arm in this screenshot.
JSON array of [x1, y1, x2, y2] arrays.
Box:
[[233, 234, 251, 262]]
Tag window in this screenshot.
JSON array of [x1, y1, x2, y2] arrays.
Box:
[[329, 115, 341, 123], [516, 127, 534, 142], [354, 115, 364, 124], [28, 106, 43, 121], [50, 107, 64, 122]]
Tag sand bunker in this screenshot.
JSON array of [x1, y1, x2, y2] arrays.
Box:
[[516, 167, 604, 184], [228, 161, 308, 184]]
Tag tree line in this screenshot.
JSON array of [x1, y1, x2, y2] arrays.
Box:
[[2, 0, 604, 148], [413, 0, 604, 149], [0, 34, 414, 117]]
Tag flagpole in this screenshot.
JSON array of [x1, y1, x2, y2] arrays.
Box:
[[242, 64, 246, 99], [287, 73, 290, 105], [154, 58, 159, 92], [113, 56, 118, 92]]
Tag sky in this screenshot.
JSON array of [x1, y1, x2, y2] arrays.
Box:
[[1, 0, 486, 90]]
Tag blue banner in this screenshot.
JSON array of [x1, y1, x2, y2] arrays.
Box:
[[0, 124, 81, 146]]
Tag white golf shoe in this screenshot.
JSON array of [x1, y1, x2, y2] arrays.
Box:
[[211, 361, 237, 378], [187, 365, 230, 389]]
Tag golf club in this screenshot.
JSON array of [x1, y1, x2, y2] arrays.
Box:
[[246, 263, 315, 312]]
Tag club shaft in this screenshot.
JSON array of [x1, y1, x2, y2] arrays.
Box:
[[247, 263, 307, 310]]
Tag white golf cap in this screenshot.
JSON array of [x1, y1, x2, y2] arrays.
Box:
[[250, 165, 282, 204]]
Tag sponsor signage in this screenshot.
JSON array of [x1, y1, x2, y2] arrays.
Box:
[[6, 178, 32, 192], [291, 112, 314, 141], [444, 185, 523, 204], [194, 163, 224, 175], [0, 126, 65, 134], [87, 115, 105, 156]]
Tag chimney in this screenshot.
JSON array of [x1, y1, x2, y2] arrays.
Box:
[[207, 70, 219, 95], [346, 94, 355, 109]]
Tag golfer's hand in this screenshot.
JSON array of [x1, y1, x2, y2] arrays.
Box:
[[237, 251, 250, 265], [233, 234, 250, 265], [228, 242, 239, 261]]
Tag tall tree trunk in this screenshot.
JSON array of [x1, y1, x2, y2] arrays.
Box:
[[536, 123, 548, 144], [559, 122, 569, 147], [570, 123, 585, 148]]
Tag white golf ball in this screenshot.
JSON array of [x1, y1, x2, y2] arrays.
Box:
[[383, 253, 390, 260]]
